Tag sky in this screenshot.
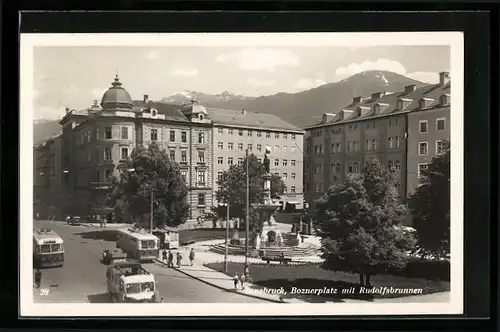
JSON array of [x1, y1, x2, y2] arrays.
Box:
[[33, 45, 450, 120]]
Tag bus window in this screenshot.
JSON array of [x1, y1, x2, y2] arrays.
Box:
[[51, 244, 62, 252], [141, 240, 156, 249], [34, 246, 40, 253], [40, 245, 51, 253]]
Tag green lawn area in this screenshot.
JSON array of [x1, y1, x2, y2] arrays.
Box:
[[206, 262, 450, 302], [179, 228, 227, 244]]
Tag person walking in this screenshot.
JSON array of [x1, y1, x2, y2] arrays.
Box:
[[233, 273, 239, 290], [189, 248, 195, 266], [162, 250, 167, 263], [167, 250, 174, 268], [176, 252, 182, 268], [239, 273, 246, 290], [34, 269, 42, 289]]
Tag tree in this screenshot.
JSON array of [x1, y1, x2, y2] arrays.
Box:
[[316, 160, 416, 287], [108, 143, 190, 228], [409, 141, 450, 259], [215, 153, 285, 237]]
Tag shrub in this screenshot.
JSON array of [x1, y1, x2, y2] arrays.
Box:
[[389, 259, 450, 281]]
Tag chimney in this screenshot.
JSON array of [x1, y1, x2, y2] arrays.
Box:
[[404, 84, 416, 93], [241, 108, 247, 116], [321, 113, 335, 123], [439, 72, 451, 86], [143, 94, 149, 103], [352, 96, 362, 104], [371, 92, 383, 100], [65, 107, 70, 114]]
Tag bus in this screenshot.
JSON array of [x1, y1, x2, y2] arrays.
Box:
[[106, 260, 159, 303], [116, 228, 159, 262], [153, 228, 179, 250], [33, 228, 65, 268]]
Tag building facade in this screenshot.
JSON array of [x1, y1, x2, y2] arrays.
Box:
[[304, 72, 451, 217], [209, 107, 305, 210]]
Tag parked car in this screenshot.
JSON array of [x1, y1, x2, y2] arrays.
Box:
[[67, 216, 81, 225]]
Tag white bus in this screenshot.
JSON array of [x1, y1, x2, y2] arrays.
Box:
[[106, 260, 159, 303], [116, 228, 159, 262], [33, 228, 64, 268]]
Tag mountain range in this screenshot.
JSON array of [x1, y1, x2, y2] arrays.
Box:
[[33, 70, 426, 144]]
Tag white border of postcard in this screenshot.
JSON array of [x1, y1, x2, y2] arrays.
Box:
[[20, 32, 464, 317]]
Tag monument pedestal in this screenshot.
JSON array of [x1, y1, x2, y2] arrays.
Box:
[[253, 173, 281, 248]]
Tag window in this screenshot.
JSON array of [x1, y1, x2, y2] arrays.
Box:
[[282, 173, 288, 180], [197, 193, 206, 206], [248, 130, 252, 137], [169, 150, 176, 161], [217, 171, 224, 181], [275, 133, 280, 139], [419, 120, 428, 133], [417, 163, 428, 178], [257, 131, 262, 138], [121, 147, 129, 160], [283, 186, 287, 193], [418, 142, 428, 155], [314, 164, 322, 174], [238, 129, 243, 136], [291, 134, 296, 140], [436, 118, 446, 131], [217, 157, 223, 164], [181, 150, 187, 162], [198, 151, 205, 163], [348, 141, 353, 152], [228, 157, 234, 165], [218, 128, 223, 135], [104, 147, 112, 161], [257, 144, 262, 152], [332, 143, 341, 153], [238, 143, 244, 151], [150, 129, 158, 141], [121, 127, 128, 140], [291, 173, 296, 179], [228, 129, 233, 136], [181, 170, 187, 182], [266, 132, 271, 138], [372, 139, 377, 150], [290, 186, 296, 193], [283, 159, 288, 167], [248, 144, 253, 151], [395, 160, 401, 171], [291, 146, 296, 153], [181, 131, 187, 142], [169, 130, 176, 142], [347, 162, 359, 174], [436, 140, 446, 155], [228, 143, 234, 150], [388, 137, 394, 149], [238, 157, 244, 166], [105, 127, 112, 139], [198, 132, 205, 144], [105, 169, 112, 180], [396, 136, 401, 148], [291, 160, 296, 167], [335, 163, 341, 175], [274, 172, 280, 177], [274, 145, 279, 152], [197, 171, 206, 186], [388, 160, 393, 169], [283, 146, 288, 153], [283, 133, 288, 139], [274, 159, 279, 166], [217, 142, 223, 149]]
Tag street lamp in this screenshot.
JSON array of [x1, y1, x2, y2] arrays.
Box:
[[244, 148, 250, 278], [124, 168, 154, 234], [223, 200, 230, 273]]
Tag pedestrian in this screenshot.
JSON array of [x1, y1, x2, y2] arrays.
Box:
[[34, 269, 42, 289], [167, 250, 174, 268], [176, 252, 182, 268], [162, 250, 167, 262], [233, 273, 239, 290], [239, 273, 246, 290], [189, 248, 195, 266]]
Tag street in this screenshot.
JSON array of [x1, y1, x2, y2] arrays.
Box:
[[32, 221, 263, 303]]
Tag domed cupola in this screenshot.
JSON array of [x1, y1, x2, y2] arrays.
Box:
[[100, 74, 134, 111]]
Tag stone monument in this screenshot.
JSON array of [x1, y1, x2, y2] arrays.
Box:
[[253, 146, 282, 250]]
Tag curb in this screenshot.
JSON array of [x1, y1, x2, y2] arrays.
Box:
[[153, 259, 284, 303]]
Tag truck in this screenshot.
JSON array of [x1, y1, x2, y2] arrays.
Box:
[[106, 260, 159, 303]]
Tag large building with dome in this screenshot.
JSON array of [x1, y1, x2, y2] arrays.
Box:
[[34, 75, 305, 222]]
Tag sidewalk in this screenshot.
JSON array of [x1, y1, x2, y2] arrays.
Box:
[[154, 257, 288, 303], [80, 223, 130, 228]]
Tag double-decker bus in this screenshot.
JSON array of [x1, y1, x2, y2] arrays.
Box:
[[116, 228, 159, 262], [33, 228, 65, 268]]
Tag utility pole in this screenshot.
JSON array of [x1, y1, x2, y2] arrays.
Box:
[[244, 148, 249, 275], [224, 200, 230, 273], [150, 189, 154, 234]]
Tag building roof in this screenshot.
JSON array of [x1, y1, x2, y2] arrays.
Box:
[[132, 100, 190, 122], [207, 107, 303, 132], [307, 81, 451, 129], [101, 75, 133, 108]]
